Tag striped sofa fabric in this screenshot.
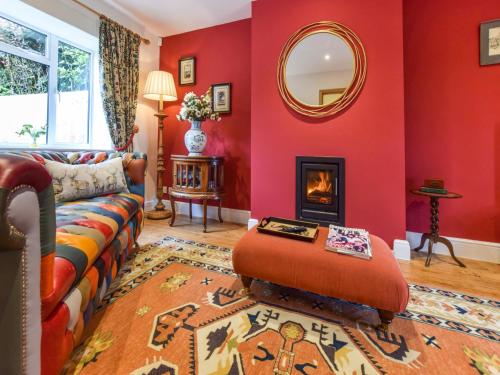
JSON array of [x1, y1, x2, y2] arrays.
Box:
[[0, 150, 147, 375]]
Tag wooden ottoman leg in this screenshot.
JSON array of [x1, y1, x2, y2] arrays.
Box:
[[240, 275, 254, 295], [377, 309, 395, 330]]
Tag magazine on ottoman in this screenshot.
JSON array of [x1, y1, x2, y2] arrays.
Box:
[[325, 224, 372, 259]]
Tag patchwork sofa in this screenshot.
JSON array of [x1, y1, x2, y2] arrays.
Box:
[[0, 150, 147, 375]]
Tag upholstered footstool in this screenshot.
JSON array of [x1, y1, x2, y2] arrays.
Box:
[[232, 227, 409, 326]]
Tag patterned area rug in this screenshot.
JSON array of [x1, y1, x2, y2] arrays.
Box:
[[64, 236, 500, 375]]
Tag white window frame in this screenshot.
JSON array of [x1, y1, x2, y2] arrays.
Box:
[[0, 11, 100, 149]]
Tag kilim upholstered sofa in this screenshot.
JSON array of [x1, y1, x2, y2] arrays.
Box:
[[0, 150, 147, 375]]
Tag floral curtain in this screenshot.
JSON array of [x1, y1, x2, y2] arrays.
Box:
[[99, 16, 140, 152]]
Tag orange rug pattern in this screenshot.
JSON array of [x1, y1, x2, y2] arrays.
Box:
[[64, 236, 500, 375]]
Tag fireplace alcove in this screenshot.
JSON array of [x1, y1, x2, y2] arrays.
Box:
[[296, 156, 345, 226]]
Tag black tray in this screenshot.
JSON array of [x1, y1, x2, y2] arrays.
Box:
[[256, 217, 319, 242]]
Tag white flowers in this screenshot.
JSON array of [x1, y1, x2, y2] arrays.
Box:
[[176, 90, 221, 123]]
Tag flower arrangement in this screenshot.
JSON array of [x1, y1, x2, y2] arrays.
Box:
[[16, 123, 46, 147], [176, 90, 221, 122]]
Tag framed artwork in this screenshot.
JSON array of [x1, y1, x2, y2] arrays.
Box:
[[480, 19, 500, 66], [179, 56, 196, 85], [211, 83, 231, 114]]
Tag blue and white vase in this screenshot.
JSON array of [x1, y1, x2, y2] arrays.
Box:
[[184, 120, 207, 156]]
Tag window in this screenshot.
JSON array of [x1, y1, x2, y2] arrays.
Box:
[[0, 9, 110, 149], [56, 42, 91, 144], [0, 16, 46, 55]]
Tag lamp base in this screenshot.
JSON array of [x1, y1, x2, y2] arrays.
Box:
[[146, 209, 172, 220]]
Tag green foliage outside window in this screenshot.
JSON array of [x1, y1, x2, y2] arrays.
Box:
[[57, 42, 90, 92], [0, 16, 46, 55], [0, 51, 48, 95], [0, 24, 90, 96]]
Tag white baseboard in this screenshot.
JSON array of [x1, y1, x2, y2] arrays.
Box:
[[248, 218, 259, 230], [145, 200, 250, 225], [406, 231, 500, 264], [393, 239, 411, 261]]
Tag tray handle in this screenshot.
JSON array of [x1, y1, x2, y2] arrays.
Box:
[[258, 217, 270, 228]]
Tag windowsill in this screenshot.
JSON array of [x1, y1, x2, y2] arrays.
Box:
[[0, 145, 114, 152]]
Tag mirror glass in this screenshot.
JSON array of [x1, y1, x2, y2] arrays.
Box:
[[285, 32, 354, 106]]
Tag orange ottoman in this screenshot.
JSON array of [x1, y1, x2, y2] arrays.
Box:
[[232, 227, 409, 325]]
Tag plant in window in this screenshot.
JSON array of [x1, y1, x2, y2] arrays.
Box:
[[16, 123, 46, 147]]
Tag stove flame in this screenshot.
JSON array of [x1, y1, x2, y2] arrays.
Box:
[[307, 171, 332, 196], [306, 171, 333, 205]]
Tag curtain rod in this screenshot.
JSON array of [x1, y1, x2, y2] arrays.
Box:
[[72, 0, 151, 45]]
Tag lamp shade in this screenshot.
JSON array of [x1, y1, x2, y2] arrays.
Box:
[[143, 71, 177, 101]]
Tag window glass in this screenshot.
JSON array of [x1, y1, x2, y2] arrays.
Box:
[[0, 10, 109, 149], [0, 51, 48, 144], [0, 16, 46, 56], [55, 41, 90, 144]]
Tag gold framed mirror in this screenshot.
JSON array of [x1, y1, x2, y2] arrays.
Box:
[[277, 21, 367, 118]]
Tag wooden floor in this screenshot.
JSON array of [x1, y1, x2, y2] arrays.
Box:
[[140, 216, 500, 300]]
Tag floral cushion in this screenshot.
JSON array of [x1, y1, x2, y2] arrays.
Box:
[[44, 158, 129, 203]]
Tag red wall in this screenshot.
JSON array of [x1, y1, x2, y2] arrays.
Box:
[[404, 0, 500, 242], [250, 0, 407, 243], [160, 19, 251, 210]]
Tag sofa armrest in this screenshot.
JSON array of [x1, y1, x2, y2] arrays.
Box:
[[122, 152, 147, 197], [0, 154, 56, 374]]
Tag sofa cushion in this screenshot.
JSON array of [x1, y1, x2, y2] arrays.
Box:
[[55, 193, 143, 282], [44, 158, 129, 203], [4, 150, 147, 198]]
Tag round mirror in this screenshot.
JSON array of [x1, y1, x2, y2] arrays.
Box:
[[277, 22, 366, 118], [285, 32, 354, 106]]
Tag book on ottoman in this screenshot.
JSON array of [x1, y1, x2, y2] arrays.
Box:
[[325, 225, 372, 259]]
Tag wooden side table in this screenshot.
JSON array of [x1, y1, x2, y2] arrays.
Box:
[[410, 189, 465, 267], [169, 155, 224, 232]]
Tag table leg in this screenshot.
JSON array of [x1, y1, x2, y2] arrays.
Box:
[[423, 197, 440, 267], [424, 197, 465, 268], [189, 199, 192, 220], [413, 233, 430, 252], [425, 240, 434, 267], [203, 199, 208, 233], [169, 197, 176, 227], [437, 236, 466, 268], [218, 199, 223, 223], [430, 197, 439, 237]]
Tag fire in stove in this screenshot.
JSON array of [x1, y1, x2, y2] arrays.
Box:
[[306, 170, 333, 204]]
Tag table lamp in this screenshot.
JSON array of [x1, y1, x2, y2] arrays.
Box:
[[143, 70, 177, 219]]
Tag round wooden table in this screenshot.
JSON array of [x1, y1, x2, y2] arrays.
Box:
[[169, 155, 224, 233], [410, 189, 465, 267]]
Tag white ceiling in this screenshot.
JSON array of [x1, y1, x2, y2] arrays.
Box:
[[102, 0, 252, 37]]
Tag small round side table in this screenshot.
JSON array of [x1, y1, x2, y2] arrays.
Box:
[[410, 189, 465, 268]]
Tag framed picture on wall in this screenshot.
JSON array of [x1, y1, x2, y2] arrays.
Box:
[[480, 19, 500, 66], [211, 83, 231, 114], [179, 56, 196, 85]]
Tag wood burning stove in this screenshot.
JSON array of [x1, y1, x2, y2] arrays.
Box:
[[296, 156, 345, 226]]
